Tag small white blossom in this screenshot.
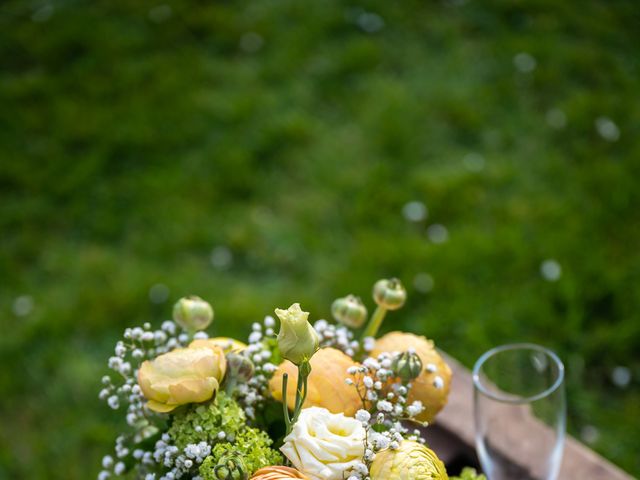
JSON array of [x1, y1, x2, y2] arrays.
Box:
[[355, 409, 371, 424]]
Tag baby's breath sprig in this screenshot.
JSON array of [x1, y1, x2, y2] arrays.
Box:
[[98, 317, 208, 480], [235, 316, 279, 421], [344, 346, 428, 479], [313, 319, 360, 357]]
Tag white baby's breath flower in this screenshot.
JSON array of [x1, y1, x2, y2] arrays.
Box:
[[355, 409, 371, 424]]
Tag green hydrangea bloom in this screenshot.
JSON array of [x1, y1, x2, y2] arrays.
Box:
[[450, 468, 487, 480], [168, 391, 246, 450], [199, 427, 282, 479]]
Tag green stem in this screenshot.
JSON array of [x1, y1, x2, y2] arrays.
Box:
[[293, 368, 305, 415], [288, 362, 312, 435], [282, 373, 291, 432], [361, 305, 388, 340]]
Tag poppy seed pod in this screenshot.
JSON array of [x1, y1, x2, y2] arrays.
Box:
[[392, 350, 423, 381], [373, 278, 407, 310], [331, 295, 368, 328], [226, 352, 255, 383], [173, 296, 214, 331]]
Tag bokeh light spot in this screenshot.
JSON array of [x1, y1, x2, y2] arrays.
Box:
[[402, 201, 428, 223]]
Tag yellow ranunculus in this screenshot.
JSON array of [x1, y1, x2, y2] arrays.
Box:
[[370, 441, 448, 480], [137, 347, 226, 413], [269, 348, 362, 417], [372, 332, 452, 423], [189, 337, 247, 354], [251, 466, 309, 480]]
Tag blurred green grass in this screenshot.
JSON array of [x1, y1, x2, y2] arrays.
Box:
[[1, 0, 639, 478]]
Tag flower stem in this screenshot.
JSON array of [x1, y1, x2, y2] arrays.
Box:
[[282, 373, 291, 433], [360, 305, 387, 340], [287, 361, 311, 435]]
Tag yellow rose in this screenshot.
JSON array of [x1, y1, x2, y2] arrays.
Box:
[[189, 337, 247, 354], [370, 441, 448, 480], [137, 347, 226, 413], [372, 332, 452, 423], [251, 466, 309, 480], [269, 348, 362, 417]]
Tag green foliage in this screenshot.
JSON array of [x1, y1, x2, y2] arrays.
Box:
[[450, 468, 487, 480], [199, 428, 282, 479], [1, 0, 639, 478], [168, 392, 246, 450]]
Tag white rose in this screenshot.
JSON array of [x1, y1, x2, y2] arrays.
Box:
[[281, 407, 366, 480]]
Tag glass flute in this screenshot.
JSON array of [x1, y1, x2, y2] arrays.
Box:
[[473, 343, 566, 480]]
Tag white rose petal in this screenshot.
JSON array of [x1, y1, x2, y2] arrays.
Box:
[[281, 407, 366, 480]]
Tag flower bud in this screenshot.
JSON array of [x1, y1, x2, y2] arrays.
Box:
[[331, 295, 368, 328], [392, 350, 423, 381], [213, 453, 247, 480], [275, 303, 319, 366], [372, 278, 407, 310], [226, 352, 255, 383], [173, 296, 214, 331]]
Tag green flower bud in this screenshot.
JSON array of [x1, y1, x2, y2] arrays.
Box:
[[226, 353, 254, 384], [331, 294, 368, 328], [275, 303, 319, 366], [213, 453, 248, 480], [173, 296, 214, 331], [373, 278, 407, 311], [392, 350, 423, 381]]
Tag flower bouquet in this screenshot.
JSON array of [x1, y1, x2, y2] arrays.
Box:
[[98, 278, 485, 480]]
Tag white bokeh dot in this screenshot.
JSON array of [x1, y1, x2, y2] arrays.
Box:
[[546, 108, 567, 129], [413, 273, 434, 293], [148, 284, 170, 304], [148, 4, 172, 23], [357, 11, 385, 33], [540, 259, 562, 282], [595, 116, 620, 142], [427, 224, 449, 244], [513, 52, 537, 73], [13, 295, 34, 317], [402, 201, 428, 222], [463, 153, 485, 172], [611, 366, 632, 389], [239, 32, 264, 53], [580, 425, 600, 445], [32, 4, 54, 23], [210, 245, 233, 270]]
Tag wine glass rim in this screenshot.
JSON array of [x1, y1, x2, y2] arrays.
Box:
[[472, 343, 565, 404]]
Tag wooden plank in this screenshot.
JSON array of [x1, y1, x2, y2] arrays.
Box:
[[429, 351, 634, 480]]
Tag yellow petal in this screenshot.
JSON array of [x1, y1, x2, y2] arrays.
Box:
[[146, 400, 178, 413]]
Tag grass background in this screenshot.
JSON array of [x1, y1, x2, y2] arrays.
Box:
[[1, 0, 639, 478]]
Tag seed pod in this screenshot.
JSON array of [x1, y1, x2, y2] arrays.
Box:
[[392, 350, 423, 381], [331, 295, 368, 328], [173, 296, 214, 331], [372, 278, 407, 310], [226, 352, 255, 383]]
